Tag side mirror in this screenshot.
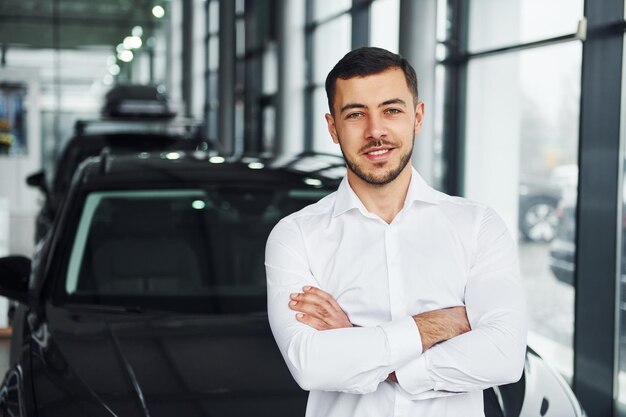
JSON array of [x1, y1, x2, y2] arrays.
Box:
[[26, 171, 48, 196], [0, 256, 30, 303]]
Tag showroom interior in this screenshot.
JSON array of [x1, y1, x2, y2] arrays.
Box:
[[1, 0, 626, 416]]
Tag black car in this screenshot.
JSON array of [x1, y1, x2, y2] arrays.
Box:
[[0, 152, 584, 416], [549, 180, 626, 289], [27, 84, 209, 242]]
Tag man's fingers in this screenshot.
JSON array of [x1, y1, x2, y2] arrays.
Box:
[[295, 290, 336, 313], [303, 286, 343, 312], [289, 290, 352, 329], [289, 296, 334, 320], [296, 313, 328, 330]]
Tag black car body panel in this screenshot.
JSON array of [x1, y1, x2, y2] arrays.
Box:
[[28, 305, 306, 417]]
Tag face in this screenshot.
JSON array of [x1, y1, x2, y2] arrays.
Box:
[[325, 67, 424, 187]]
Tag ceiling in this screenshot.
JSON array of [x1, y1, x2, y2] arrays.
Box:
[[0, 0, 162, 50]]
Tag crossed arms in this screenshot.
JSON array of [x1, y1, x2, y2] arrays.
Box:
[[265, 208, 527, 397], [289, 286, 471, 383]]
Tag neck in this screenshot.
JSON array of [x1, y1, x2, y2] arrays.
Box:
[[347, 164, 413, 224]]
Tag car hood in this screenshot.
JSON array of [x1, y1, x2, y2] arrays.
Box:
[[29, 304, 305, 417]]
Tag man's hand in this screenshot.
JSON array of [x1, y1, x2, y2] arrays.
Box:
[[289, 287, 404, 384], [289, 286, 352, 330], [413, 306, 470, 352]]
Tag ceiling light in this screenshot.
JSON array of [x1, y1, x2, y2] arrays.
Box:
[[124, 36, 142, 50], [132, 26, 144, 37], [152, 5, 165, 18], [117, 50, 134, 62], [108, 64, 120, 75]]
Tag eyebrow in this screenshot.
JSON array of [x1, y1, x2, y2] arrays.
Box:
[[339, 98, 407, 114]]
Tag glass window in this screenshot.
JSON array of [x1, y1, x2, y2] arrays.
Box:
[[192, 0, 207, 120], [208, 0, 219, 33], [262, 42, 278, 95], [464, 42, 582, 381], [62, 187, 333, 313], [313, 86, 341, 155], [208, 36, 219, 71], [262, 105, 276, 152], [235, 0, 245, 14], [370, 0, 400, 53], [313, 15, 352, 85], [236, 19, 246, 58], [313, 0, 351, 21], [468, 0, 584, 52]]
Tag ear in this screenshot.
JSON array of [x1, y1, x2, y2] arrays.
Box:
[[325, 113, 340, 144], [414, 101, 425, 135]]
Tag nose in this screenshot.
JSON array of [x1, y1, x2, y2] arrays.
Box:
[[365, 113, 387, 141]]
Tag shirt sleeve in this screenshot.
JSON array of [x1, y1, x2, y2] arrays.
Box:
[[265, 218, 423, 394], [394, 206, 528, 399]]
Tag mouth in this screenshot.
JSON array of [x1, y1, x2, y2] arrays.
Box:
[[363, 147, 394, 161], [367, 149, 390, 156]]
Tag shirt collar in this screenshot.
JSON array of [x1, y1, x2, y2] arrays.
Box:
[[332, 167, 440, 218]]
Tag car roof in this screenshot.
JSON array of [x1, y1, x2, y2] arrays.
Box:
[[75, 151, 346, 190], [52, 132, 210, 193]]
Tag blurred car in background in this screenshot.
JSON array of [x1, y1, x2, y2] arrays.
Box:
[[549, 165, 623, 290], [0, 150, 585, 416], [26, 84, 209, 241], [518, 176, 561, 242], [518, 166, 578, 243], [549, 186, 577, 285], [101, 84, 176, 119]]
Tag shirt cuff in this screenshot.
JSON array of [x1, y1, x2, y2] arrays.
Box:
[[379, 316, 423, 368], [395, 352, 436, 395]]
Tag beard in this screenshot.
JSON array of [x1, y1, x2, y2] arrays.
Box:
[[338, 137, 414, 186]]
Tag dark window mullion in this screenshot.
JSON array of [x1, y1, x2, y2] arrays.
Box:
[[304, 0, 314, 152], [351, 0, 370, 48], [441, 0, 469, 197], [573, 1, 625, 416]]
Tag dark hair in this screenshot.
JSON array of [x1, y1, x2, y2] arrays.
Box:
[[324, 47, 419, 115]]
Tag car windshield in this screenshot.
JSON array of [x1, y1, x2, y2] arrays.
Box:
[[58, 186, 330, 314]]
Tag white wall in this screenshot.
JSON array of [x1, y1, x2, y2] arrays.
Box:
[[0, 67, 41, 257], [0, 67, 41, 328]]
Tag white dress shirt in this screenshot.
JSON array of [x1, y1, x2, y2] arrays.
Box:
[[265, 168, 527, 417]]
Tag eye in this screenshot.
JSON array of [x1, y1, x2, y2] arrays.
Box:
[[346, 112, 364, 120], [385, 108, 402, 115]]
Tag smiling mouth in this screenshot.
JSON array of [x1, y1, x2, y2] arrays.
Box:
[[367, 149, 390, 156]]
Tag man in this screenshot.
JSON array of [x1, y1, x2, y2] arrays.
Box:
[[265, 47, 527, 417]]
